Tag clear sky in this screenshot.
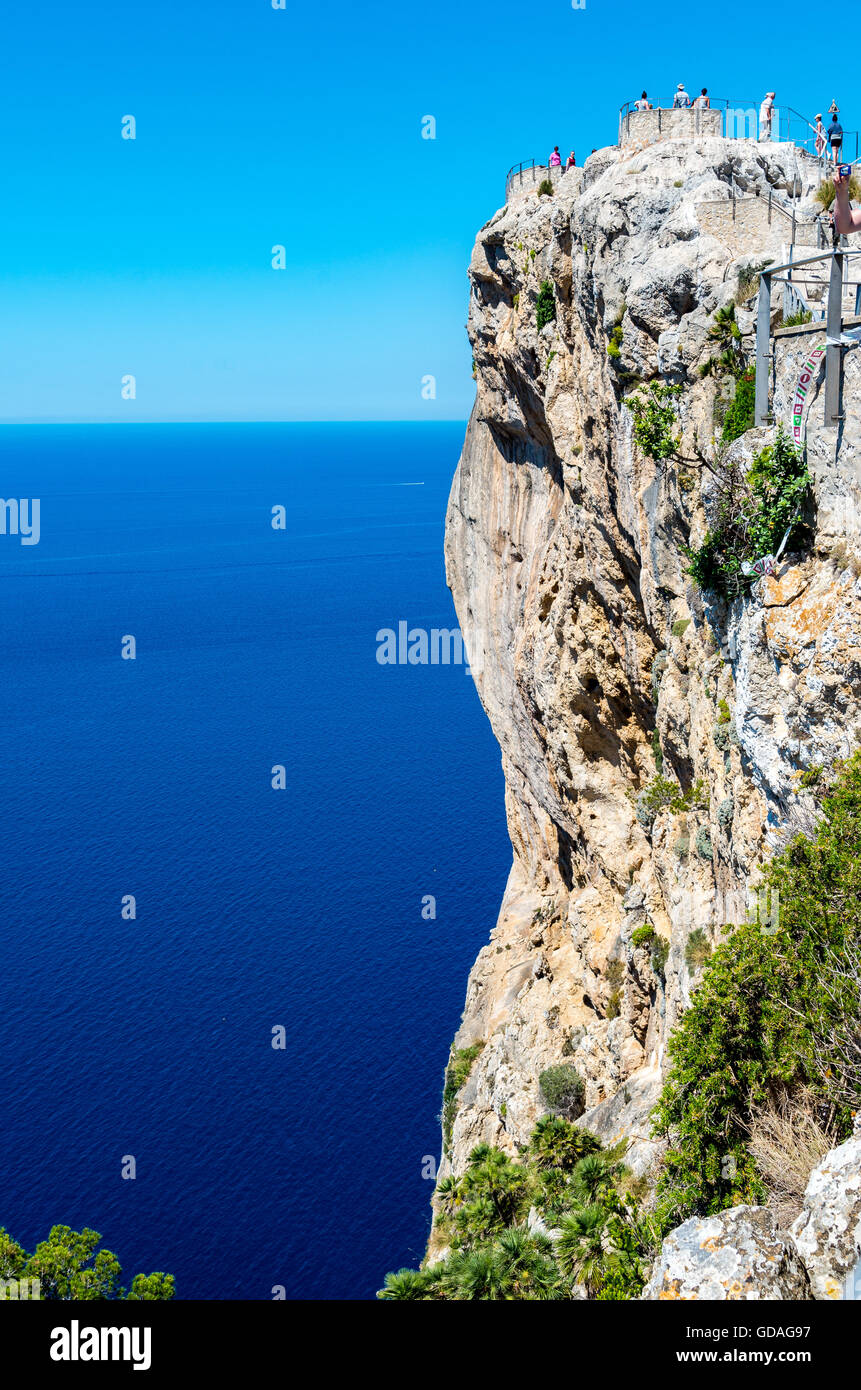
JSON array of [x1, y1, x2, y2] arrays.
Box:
[[0, 0, 846, 422]]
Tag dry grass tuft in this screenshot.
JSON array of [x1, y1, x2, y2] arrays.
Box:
[[745, 1086, 842, 1230]]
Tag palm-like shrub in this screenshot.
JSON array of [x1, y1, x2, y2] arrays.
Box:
[[572, 1153, 615, 1205], [556, 1205, 608, 1296], [699, 303, 746, 379], [377, 1267, 437, 1300], [493, 1227, 561, 1300], [528, 1114, 601, 1170]]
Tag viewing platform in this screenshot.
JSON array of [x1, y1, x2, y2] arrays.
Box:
[[621, 104, 722, 146], [504, 100, 859, 207], [504, 160, 575, 204], [619, 98, 859, 157]]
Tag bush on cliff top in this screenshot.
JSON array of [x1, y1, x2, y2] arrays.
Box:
[[653, 754, 861, 1222]]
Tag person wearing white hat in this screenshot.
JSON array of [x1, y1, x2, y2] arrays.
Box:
[[673, 83, 691, 109], [759, 92, 776, 141]]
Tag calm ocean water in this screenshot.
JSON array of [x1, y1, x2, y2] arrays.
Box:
[[0, 423, 510, 1300]]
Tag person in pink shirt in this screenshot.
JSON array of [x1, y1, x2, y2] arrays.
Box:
[[549, 146, 562, 167]]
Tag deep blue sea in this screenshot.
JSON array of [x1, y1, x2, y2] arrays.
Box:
[[0, 423, 510, 1300]]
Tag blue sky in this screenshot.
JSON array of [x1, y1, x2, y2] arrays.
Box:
[[0, 0, 844, 422]]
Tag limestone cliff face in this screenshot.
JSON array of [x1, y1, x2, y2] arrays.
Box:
[[440, 136, 861, 1194]]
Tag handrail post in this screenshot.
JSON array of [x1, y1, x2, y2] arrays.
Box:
[[825, 251, 844, 426], [755, 272, 772, 426]]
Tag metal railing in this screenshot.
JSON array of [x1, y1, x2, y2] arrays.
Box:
[[504, 159, 569, 203], [755, 249, 861, 428], [727, 180, 827, 244], [618, 98, 859, 157]]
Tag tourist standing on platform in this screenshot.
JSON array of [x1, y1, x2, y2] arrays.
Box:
[[565, 150, 577, 170], [549, 146, 562, 168], [812, 113, 826, 158], [673, 83, 691, 108], [827, 109, 844, 164], [694, 88, 710, 109], [635, 91, 651, 111], [759, 92, 775, 141]]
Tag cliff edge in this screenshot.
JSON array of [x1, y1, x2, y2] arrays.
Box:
[[439, 135, 861, 1197]]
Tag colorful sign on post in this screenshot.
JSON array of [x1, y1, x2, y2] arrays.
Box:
[[791, 342, 826, 444]]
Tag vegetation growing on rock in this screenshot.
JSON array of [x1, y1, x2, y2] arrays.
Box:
[[538, 1064, 586, 1118], [442, 1043, 485, 1154], [536, 279, 556, 332], [685, 428, 811, 598], [653, 755, 861, 1221], [378, 1119, 660, 1300]]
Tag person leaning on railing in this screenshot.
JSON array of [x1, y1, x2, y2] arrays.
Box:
[[834, 167, 861, 235]]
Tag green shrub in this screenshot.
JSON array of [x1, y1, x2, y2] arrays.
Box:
[[606, 990, 622, 1019], [721, 367, 756, 442], [650, 938, 670, 975], [631, 923, 656, 949], [539, 1064, 586, 1119], [607, 322, 624, 360], [686, 428, 811, 599], [378, 1116, 658, 1300], [651, 729, 663, 774], [606, 958, 625, 988], [718, 796, 734, 829], [635, 776, 708, 827], [537, 179, 554, 197], [624, 381, 684, 460], [695, 826, 713, 861], [671, 618, 691, 638], [536, 280, 556, 332], [717, 699, 731, 724], [735, 259, 774, 304], [782, 309, 813, 328], [442, 1042, 485, 1152], [685, 928, 712, 971], [653, 754, 861, 1219], [815, 175, 861, 209], [800, 763, 823, 790], [699, 304, 747, 382]]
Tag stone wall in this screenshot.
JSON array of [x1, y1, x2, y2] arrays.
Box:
[[697, 195, 822, 257], [619, 106, 723, 148], [506, 163, 582, 205]]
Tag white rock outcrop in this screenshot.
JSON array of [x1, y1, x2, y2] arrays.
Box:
[[791, 1134, 861, 1299], [642, 1206, 812, 1300]]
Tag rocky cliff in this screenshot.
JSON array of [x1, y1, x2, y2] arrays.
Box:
[[439, 135, 861, 1200]]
